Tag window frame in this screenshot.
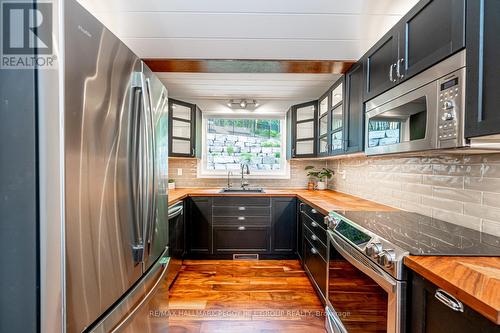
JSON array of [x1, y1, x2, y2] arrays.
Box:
[[197, 113, 290, 179]]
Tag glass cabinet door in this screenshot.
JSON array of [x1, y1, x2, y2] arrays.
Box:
[[329, 80, 344, 154], [293, 102, 317, 157], [169, 99, 194, 157]]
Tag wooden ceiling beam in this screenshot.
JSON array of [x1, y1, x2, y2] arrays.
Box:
[[143, 59, 355, 74]]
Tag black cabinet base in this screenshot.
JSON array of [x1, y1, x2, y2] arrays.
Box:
[[184, 253, 299, 260]]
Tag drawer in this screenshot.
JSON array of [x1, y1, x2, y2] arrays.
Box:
[[213, 196, 270, 207], [213, 216, 270, 226], [213, 206, 270, 217], [299, 202, 326, 229], [213, 226, 270, 253], [301, 213, 327, 245], [303, 224, 327, 260], [304, 238, 327, 298]]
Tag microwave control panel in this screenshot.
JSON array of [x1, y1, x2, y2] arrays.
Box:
[[438, 70, 464, 145]]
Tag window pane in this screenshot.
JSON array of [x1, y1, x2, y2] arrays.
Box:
[[332, 83, 343, 106], [172, 103, 191, 120], [206, 118, 282, 172], [172, 119, 191, 139], [296, 105, 315, 121], [331, 131, 343, 151], [172, 138, 191, 154], [319, 115, 328, 136], [331, 104, 343, 131], [296, 140, 314, 155], [296, 121, 314, 139], [319, 96, 328, 116]]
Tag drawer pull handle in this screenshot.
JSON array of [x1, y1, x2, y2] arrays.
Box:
[[238, 226, 246, 231], [311, 247, 318, 255], [238, 206, 246, 211], [311, 235, 318, 241], [435, 289, 464, 312], [311, 221, 318, 228], [311, 209, 317, 214], [237, 216, 245, 221]]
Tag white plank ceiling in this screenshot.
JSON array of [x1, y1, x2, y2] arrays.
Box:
[[77, 0, 419, 111]]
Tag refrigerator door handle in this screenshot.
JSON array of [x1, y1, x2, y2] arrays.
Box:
[[145, 78, 157, 247], [130, 72, 145, 263]]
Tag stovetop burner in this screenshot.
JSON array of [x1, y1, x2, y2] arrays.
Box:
[[336, 210, 500, 256]]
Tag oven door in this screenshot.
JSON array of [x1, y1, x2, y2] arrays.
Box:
[[365, 79, 438, 155], [325, 230, 406, 333]]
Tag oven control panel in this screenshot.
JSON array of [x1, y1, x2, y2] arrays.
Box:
[[438, 69, 464, 146]]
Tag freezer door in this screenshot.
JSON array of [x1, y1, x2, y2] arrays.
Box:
[[64, 1, 144, 332], [142, 64, 170, 271], [89, 249, 170, 333]]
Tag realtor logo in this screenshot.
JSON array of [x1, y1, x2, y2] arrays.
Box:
[[1, 1, 56, 68]]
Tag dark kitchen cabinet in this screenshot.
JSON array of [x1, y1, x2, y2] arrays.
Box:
[[290, 100, 318, 158], [465, 0, 500, 139], [317, 91, 330, 157], [329, 78, 345, 155], [186, 197, 212, 254], [304, 238, 327, 300], [364, 0, 465, 102], [344, 62, 365, 154], [399, 0, 465, 80], [168, 98, 201, 157], [213, 226, 270, 253], [271, 197, 297, 253], [364, 29, 399, 101], [409, 272, 498, 333]]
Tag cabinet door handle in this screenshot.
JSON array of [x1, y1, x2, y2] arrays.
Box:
[[311, 234, 318, 241], [299, 202, 305, 213], [237, 216, 245, 221], [311, 208, 317, 214], [396, 58, 404, 79], [389, 64, 394, 82], [311, 247, 318, 255], [311, 221, 318, 228], [238, 206, 246, 211], [192, 147, 195, 156], [237, 226, 246, 231], [292, 148, 296, 157], [435, 289, 464, 312]]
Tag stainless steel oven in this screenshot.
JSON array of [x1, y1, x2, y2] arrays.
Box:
[[325, 213, 407, 333], [365, 49, 466, 155]]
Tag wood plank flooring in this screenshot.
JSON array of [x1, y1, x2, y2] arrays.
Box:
[[167, 260, 327, 333]]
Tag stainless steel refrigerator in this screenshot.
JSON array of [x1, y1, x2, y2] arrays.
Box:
[[63, 0, 170, 331]]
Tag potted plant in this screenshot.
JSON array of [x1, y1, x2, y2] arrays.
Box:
[[305, 166, 334, 190], [168, 178, 176, 190]]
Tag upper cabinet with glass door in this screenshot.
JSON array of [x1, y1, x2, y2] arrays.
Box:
[[168, 98, 202, 158], [330, 79, 344, 154], [290, 101, 317, 158], [317, 92, 330, 157]]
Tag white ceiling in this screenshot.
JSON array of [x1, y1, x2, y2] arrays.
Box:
[[76, 0, 419, 111]]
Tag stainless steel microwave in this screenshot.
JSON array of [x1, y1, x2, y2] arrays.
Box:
[[365, 50, 467, 156]]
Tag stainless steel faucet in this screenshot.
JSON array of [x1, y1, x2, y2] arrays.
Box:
[[240, 164, 250, 189], [227, 171, 233, 189]]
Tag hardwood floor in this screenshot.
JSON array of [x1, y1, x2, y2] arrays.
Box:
[[167, 260, 327, 333]]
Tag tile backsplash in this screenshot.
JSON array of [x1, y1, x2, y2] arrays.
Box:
[[327, 153, 500, 236], [168, 158, 326, 189]]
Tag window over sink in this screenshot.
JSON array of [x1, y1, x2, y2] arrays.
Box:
[[198, 115, 289, 178]]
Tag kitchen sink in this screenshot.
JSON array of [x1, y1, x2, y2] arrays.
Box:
[[219, 187, 265, 193]]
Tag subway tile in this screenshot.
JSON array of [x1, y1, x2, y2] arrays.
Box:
[[465, 176, 500, 193], [423, 175, 464, 189], [401, 163, 433, 174], [432, 164, 466, 176], [431, 187, 482, 204], [393, 173, 423, 184], [463, 153, 500, 164], [421, 196, 463, 213], [431, 208, 481, 231], [483, 192, 500, 209], [466, 164, 500, 178], [464, 202, 500, 222], [401, 183, 433, 196], [392, 190, 421, 203], [482, 219, 500, 238], [401, 200, 433, 216], [422, 155, 465, 165]]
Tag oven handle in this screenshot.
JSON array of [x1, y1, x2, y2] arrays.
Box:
[[327, 230, 397, 292], [325, 306, 348, 333]]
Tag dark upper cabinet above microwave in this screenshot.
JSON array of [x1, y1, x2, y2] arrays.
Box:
[[465, 0, 500, 139], [168, 98, 201, 158], [364, 0, 465, 102], [399, 0, 465, 81], [344, 61, 365, 154]]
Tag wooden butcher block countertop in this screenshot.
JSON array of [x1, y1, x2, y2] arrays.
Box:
[[167, 188, 395, 214], [405, 256, 500, 325], [168, 188, 499, 325]]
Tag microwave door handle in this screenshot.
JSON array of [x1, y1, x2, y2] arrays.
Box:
[[328, 230, 396, 292], [389, 64, 394, 82]]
